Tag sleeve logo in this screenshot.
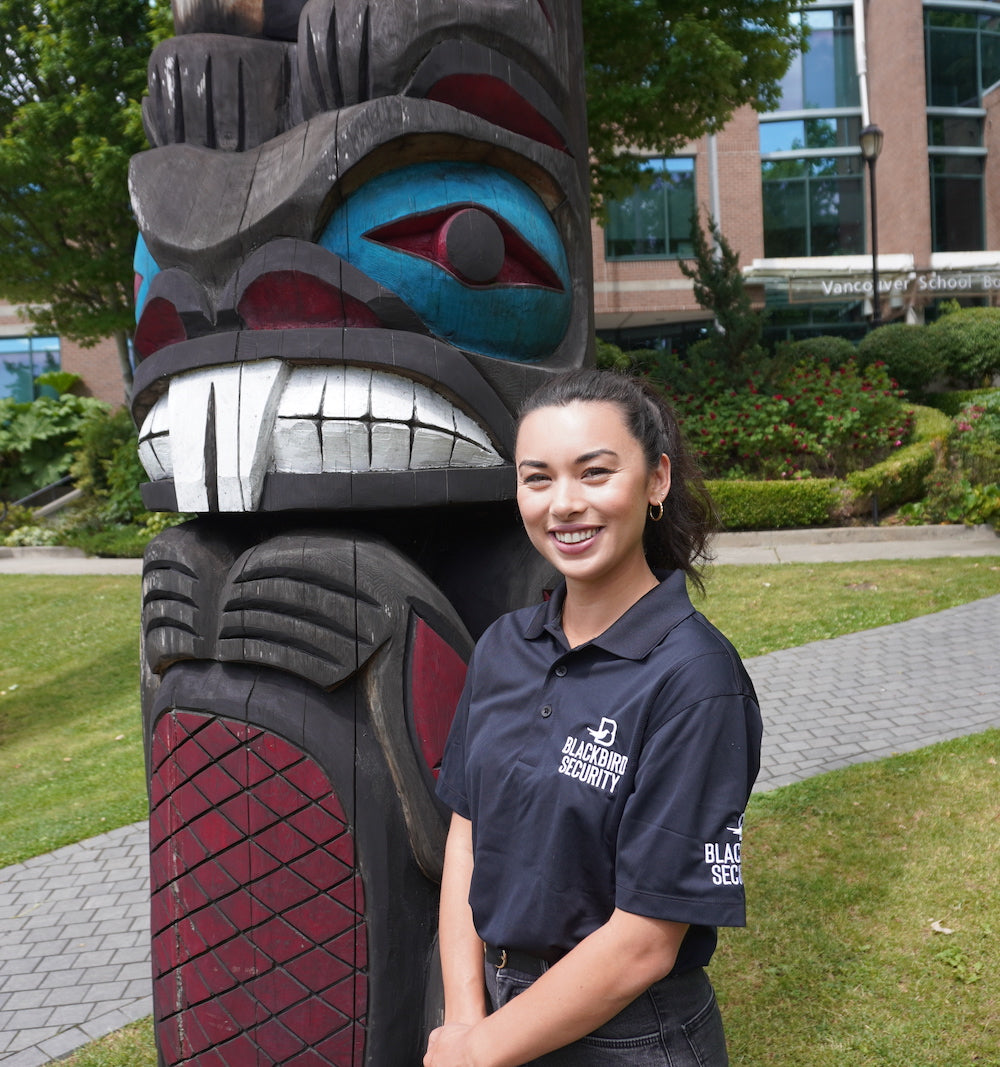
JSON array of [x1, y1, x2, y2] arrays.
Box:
[[703, 814, 744, 886]]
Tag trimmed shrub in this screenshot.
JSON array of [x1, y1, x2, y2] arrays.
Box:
[[843, 404, 950, 515], [775, 334, 857, 368], [856, 323, 947, 396], [707, 478, 842, 531], [703, 405, 952, 529], [927, 307, 1000, 386], [922, 388, 996, 417], [594, 337, 635, 371]]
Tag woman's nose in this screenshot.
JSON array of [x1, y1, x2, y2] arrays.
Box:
[[550, 479, 584, 517]]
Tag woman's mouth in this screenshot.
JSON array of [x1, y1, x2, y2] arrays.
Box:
[[552, 527, 600, 545]]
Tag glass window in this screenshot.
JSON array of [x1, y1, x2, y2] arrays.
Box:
[[927, 22, 979, 106], [0, 338, 60, 402], [762, 157, 863, 259], [931, 155, 984, 251], [928, 114, 983, 147], [760, 116, 861, 153], [776, 9, 859, 111], [605, 158, 695, 259], [926, 9, 1000, 107]]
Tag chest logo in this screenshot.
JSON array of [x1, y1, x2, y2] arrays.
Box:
[[587, 717, 617, 747], [558, 718, 629, 795]]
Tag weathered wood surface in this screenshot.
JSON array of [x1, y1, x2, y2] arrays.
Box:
[[133, 0, 588, 1061]]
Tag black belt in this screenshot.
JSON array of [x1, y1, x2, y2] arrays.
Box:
[[485, 945, 550, 975]]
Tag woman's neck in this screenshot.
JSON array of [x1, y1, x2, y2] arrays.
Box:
[[560, 565, 659, 648]]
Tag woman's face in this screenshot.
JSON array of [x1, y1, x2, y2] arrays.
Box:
[[515, 400, 670, 590]]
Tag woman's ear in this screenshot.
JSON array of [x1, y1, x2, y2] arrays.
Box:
[[650, 453, 671, 505]]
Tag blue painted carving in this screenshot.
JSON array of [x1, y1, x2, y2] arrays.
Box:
[[319, 162, 571, 361]]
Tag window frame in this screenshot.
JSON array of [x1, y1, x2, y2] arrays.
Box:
[[603, 156, 697, 262]]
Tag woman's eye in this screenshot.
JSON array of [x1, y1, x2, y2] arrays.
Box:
[[582, 467, 613, 479], [520, 473, 550, 485]]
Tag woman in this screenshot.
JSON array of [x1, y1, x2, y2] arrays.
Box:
[[425, 369, 761, 1067]]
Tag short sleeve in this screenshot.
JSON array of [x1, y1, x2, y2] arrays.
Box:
[[614, 659, 761, 928], [435, 656, 476, 820]]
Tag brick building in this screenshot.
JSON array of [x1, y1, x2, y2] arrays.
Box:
[[595, 0, 1000, 353], [5, 0, 1000, 401], [0, 299, 127, 407]]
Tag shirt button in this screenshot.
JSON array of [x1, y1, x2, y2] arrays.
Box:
[[541, 705, 552, 718], [554, 665, 568, 677]]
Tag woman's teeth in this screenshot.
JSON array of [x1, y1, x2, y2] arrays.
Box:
[[554, 529, 597, 544]]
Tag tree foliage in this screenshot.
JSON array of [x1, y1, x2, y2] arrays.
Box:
[[583, 0, 807, 209], [678, 211, 764, 375], [0, 0, 172, 396]]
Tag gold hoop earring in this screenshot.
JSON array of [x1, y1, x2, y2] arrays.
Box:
[[648, 501, 664, 522]]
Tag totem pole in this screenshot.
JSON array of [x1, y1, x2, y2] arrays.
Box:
[[130, 2, 592, 1063]]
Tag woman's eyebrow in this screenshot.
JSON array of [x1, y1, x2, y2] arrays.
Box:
[[576, 449, 620, 464], [517, 458, 548, 471]]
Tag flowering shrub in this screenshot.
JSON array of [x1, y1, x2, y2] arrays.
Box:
[[655, 359, 913, 480], [897, 392, 1000, 529], [950, 394, 1000, 486]]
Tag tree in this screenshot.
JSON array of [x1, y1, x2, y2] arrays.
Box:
[[678, 211, 764, 377], [0, 0, 172, 400], [582, 0, 807, 210]]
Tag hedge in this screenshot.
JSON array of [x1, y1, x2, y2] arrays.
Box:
[[707, 478, 843, 531], [923, 389, 998, 418], [706, 405, 951, 530]]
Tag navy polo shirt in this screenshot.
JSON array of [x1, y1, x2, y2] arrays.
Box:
[[436, 569, 762, 974]]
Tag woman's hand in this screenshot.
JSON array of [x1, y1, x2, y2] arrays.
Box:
[[423, 1022, 478, 1067]]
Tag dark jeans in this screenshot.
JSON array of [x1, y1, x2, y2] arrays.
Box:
[[484, 960, 729, 1066]]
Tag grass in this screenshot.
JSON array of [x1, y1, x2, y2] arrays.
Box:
[[53, 1018, 157, 1067], [715, 729, 1000, 1066], [697, 555, 1000, 658], [0, 575, 144, 867]]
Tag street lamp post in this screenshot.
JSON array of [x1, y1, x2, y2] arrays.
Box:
[[860, 123, 884, 328]]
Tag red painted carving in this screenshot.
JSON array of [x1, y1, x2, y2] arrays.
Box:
[[134, 296, 188, 360], [410, 618, 468, 779], [237, 271, 381, 330], [150, 710, 367, 1065], [425, 75, 566, 152]]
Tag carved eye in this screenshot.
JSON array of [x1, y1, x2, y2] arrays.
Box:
[[319, 163, 572, 362], [364, 205, 563, 290]]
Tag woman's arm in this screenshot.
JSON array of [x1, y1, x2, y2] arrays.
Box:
[[425, 907, 688, 1067], [438, 813, 489, 1025]]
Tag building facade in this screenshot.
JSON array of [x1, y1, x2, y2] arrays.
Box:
[[595, 0, 1000, 352], [0, 299, 126, 406]]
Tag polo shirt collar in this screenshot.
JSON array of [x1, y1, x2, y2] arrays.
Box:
[[523, 569, 696, 660]]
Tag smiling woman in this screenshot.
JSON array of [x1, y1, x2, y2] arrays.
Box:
[[426, 369, 762, 1067]]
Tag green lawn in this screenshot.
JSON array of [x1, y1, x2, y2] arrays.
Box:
[[0, 576, 144, 867], [697, 555, 1000, 658], [716, 730, 1000, 1066]]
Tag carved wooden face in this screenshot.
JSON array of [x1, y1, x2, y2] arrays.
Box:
[[130, 0, 591, 513]]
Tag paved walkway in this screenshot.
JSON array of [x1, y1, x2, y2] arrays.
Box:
[[1, 528, 999, 1065]]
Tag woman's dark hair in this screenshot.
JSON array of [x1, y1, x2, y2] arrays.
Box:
[[518, 368, 717, 589]]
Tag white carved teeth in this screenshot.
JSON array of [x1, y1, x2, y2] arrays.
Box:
[[137, 361, 504, 512]]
